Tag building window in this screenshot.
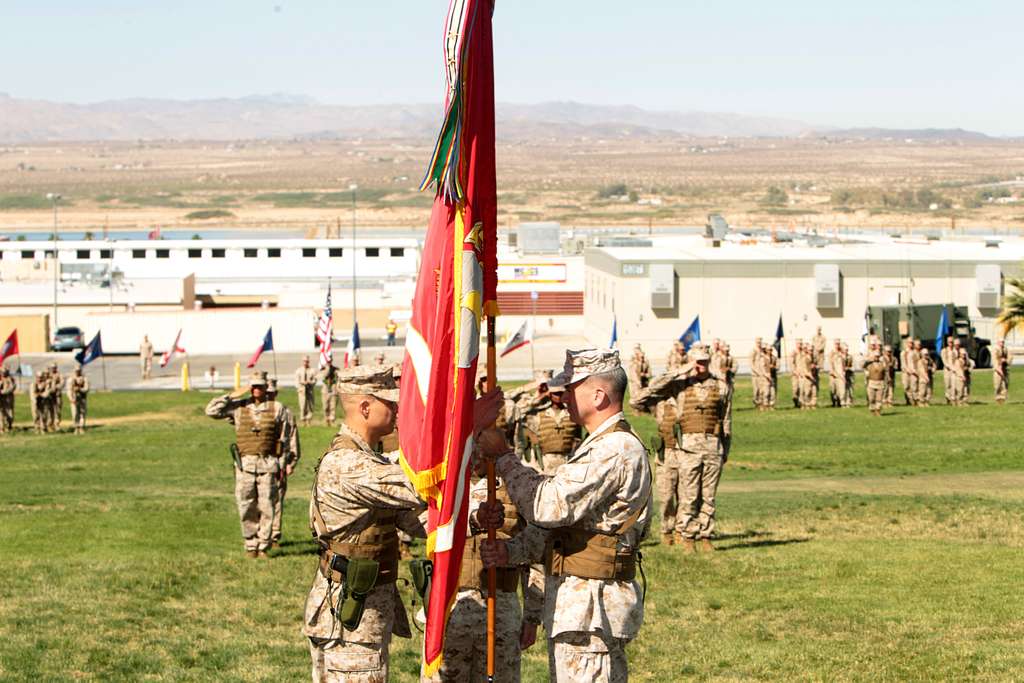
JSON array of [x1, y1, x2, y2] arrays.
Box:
[[99, 249, 112, 259], [188, 249, 202, 258], [132, 249, 146, 259], [390, 247, 405, 257], [303, 248, 317, 258], [156, 249, 170, 259], [45, 250, 55, 258], [268, 248, 281, 258], [76, 249, 90, 259], [21, 250, 34, 259], [244, 248, 258, 258], [366, 247, 380, 257], [329, 248, 343, 257], [211, 248, 226, 258]]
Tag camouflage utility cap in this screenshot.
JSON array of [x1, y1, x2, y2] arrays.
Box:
[[552, 348, 621, 387], [688, 345, 711, 362], [249, 371, 268, 387], [335, 366, 399, 402]]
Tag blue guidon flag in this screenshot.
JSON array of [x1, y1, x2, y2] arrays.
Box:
[[75, 332, 103, 366], [679, 315, 701, 351]]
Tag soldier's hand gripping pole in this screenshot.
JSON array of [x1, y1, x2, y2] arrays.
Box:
[[485, 314, 497, 683]]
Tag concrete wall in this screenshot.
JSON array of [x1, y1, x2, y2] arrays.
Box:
[[0, 314, 49, 354]]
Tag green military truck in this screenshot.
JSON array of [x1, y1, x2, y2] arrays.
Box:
[[865, 303, 991, 369]]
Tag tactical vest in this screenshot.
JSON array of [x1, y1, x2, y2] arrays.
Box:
[[235, 403, 280, 457], [866, 360, 886, 381], [71, 378, 87, 397], [680, 381, 723, 435], [545, 419, 647, 582], [458, 485, 522, 592], [311, 434, 400, 585], [657, 400, 680, 448], [536, 408, 578, 455]]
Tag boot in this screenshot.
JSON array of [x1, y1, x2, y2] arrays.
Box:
[[245, 550, 258, 559], [271, 541, 282, 550], [661, 533, 674, 546], [679, 537, 695, 553], [257, 550, 269, 559], [699, 538, 716, 552]]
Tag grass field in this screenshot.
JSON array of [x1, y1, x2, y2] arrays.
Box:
[[1, 372, 1023, 681]]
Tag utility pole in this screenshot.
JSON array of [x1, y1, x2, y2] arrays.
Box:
[[350, 184, 358, 334], [47, 193, 62, 334]]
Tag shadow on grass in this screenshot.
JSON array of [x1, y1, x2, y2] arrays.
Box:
[[718, 537, 812, 552], [272, 540, 320, 557]]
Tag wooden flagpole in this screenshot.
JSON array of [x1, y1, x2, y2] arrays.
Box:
[[485, 313, 497, 682]]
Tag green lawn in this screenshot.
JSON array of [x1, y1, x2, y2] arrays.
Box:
[[1, 371, 1022, 681]]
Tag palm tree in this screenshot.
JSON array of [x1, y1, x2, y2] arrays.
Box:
[[998, 275, 1024, 335]]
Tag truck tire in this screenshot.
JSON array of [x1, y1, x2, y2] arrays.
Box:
[[976, 347, 991, 369]]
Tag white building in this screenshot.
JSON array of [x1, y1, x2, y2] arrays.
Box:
[[584, 233, 1024, 367]]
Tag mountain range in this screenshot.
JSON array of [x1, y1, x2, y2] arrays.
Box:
[[0, 93, 995, 143]]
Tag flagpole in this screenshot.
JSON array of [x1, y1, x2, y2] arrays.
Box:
[[102, 355, 108, 391], [485, 313, 498, 683]]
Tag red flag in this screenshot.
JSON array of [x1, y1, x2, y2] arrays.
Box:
[[159, 329, 185, 368], [246, 327, 274, 368], [0, 329, 18, 364], [398, 0, 499, 676]]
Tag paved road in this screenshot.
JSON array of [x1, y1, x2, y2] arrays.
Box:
[[12, 334, 591, 391]]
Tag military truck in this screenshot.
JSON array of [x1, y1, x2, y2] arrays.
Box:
[[865, 303, 991, 368]]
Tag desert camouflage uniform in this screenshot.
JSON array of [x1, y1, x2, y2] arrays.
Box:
[[496, 411, 652, 683], [627, 346, 651, 400], [428, 477, 546, 683], [842, 348, 854, 407], [304, 424, 426, 683], [751, 346, 769, 409], [296, 364, 318, 424], [653, 398, 682, 538], [321, 364, 339, 426], [993, 344, 1011, 403], [864, 353, 887, 414], [271, 399, 301, 544], [205, 392, 288, 552], [30, 372, 52, 433], [811, 333, 826, 404], [524, 402, 582, 474], [635, 363, 730, 540], [67, 372, 90, 434], [767, 348, 779, 408], [139, 338, 154, 380], [0, 369, 15, 433], [882, 348, 897, 406], [915, 348, 932, 406], [48, 364, 65, 429], [940, 344, 955, 404], [904, 346, 920, 406]]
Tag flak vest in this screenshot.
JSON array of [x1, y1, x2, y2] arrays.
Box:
[[866, 360, 887, 382], [310, 432, 400, 585], [657, 400, 681, 449], [680, 380, 724, 435], [458, 484, 523, 593], [234, 404, 281, 457], [545, 419, 648, 582], [536, 408, 579, 455], [70, 378, 87, 397]]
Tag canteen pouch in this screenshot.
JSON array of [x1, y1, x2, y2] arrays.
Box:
[[409, 559, 433, 613], [338, 558, 380, 631], [531, 444, 541, 464], [229, 443, 243, 471], [673, 422, 683, 448], [650, 435, 665, 463]]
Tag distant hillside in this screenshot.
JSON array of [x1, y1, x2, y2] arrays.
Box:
[[823, 127, 993, 142], [0, 93, 819, 142]]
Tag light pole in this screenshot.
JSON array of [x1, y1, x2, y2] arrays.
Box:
[[47, 193, 62, 334], [349, 183, 358, 339]]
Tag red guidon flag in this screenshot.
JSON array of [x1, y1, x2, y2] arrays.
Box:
[[0, 329, 18, 365], [398, 0, 498, 676]]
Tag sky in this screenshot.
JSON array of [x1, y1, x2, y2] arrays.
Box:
[[2, 0, 1022, 135]]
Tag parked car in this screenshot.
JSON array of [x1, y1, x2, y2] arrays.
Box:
[[51, 326, 86, 351]]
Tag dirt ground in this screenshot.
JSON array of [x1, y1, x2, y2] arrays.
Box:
[[2, 137, 1023, 233]]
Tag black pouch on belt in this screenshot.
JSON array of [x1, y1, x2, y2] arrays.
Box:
[[338, 557, 380, 631]]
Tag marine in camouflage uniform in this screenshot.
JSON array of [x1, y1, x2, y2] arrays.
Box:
[[30, 369, 53, 433], [992, 340, 1011, 404], [751, 339, 769, 411], [523, 379, 582, 474], [295, 356, 318, 426], [882, 345, 896, 406], [940, 337, 956, 404], [304, 366, 426, 683], [903, 340, 920, 406], [811, 327, 827, 406], [321, 363, 339, 427], [666, 340, 687, 371], [913, 340, 931, 407], [205, 371, 289, 557], [627, 344, 651, 401], [48, 362, 65, 429], [0, 367, 15, 433], [481, 348, 652, 683], [841, 343, 854, 407], [427, 473, 546, 683], [67, 367, 90, 434], [266, 379, 301, 547], [634, 345, 730, 551], [864, 348, 887, 416]]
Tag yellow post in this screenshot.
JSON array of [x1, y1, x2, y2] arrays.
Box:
[[234, 362, 241, 390], [181, 362, 190, 392]]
